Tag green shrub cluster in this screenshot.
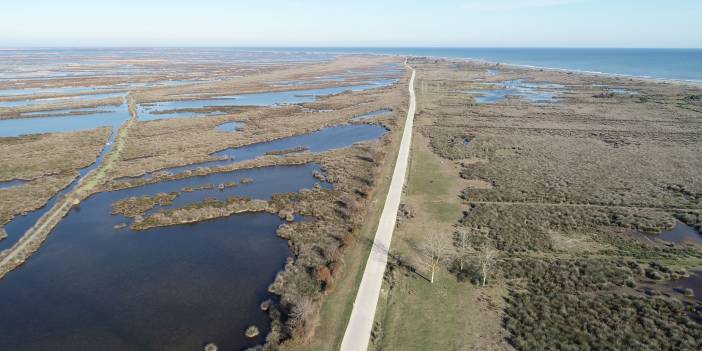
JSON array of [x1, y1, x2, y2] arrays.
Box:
[[675, 211, 702, 232], [501, 258, 635, 293], [505, 292, 702, 350], [501, 258, 702, 350]]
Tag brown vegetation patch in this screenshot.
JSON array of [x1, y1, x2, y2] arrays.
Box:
[[112, 192, 179, 218], [0, 128, 111, 225], [0, 127, 111, 181]]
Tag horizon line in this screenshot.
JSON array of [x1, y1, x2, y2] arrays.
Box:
[[1, 46, 701, 50]]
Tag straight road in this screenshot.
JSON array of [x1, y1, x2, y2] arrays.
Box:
[[340, 61, 416, 351]]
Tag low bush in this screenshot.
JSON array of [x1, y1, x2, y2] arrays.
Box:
[[505, 292, 702, 350]]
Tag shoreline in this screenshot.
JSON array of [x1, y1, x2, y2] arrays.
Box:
[[3, 47, 700, 86], [257, 48, 702, 86], [403, 54, 702, 87]]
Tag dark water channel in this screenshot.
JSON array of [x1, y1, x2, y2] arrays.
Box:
[[0, 163, 328, 351]]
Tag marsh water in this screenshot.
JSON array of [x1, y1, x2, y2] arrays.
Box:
[[0, 105, 129, 249], [0, 163, 329, 351], [658, 222, 702, 245], [212, 124, 386, 160], [0, 120, 382, 350], [351, 109, 392, 121], [0, 49, 334, 82], [0, 51, 396, 350], [669, 271, 702, 303], [131, 123, 388, 179], [216, 121, 245, 132], [1, 79, 388, 246], [0, 103, 129, 137], [0, 179, 27, 190], [464, 79, 563, 104], [0, 92, 125, 108], [138, 79, 396, 121], [0, 115, 386, 351]]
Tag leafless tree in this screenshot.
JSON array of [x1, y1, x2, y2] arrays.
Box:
[[420, 232, 451, 284], [477, 240, 498, 287], [453, 227, 477, 271], [287, 296, 315, 333]]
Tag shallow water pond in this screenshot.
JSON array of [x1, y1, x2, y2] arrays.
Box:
[[351, 109, 392, 121], [657, 221, 702, 245], [465, 79, 563, 104], [668, 271, 702, 302], [487, 69, 500, 76], [216, 121, 245, 132]]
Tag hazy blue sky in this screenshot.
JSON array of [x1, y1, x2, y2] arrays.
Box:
[[1, 0, 700, 48]]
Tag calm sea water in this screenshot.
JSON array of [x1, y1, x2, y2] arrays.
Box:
[[263, 47, 702, 82], [5, 48, 698, 82]]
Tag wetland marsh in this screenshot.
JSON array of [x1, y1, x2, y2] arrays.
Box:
[[372, 57, 702, 351], [0, 49, 408, 350]]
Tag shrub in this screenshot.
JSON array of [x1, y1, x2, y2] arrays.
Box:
[[504, 292, 702, 350], [245, 326, 260, 338]]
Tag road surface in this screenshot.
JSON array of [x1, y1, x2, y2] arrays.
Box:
[[339, 61, 416, 351]]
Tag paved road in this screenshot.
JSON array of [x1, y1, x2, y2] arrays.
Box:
[[340, 61, 416, 351]]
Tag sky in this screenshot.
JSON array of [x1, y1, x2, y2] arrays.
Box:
[[1, 0, 700, 48]]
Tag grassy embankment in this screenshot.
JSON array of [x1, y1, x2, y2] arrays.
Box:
[[369, 72, 509, 350]]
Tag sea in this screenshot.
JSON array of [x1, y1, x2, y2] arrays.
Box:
[[266, 47, 702, 83], [1, 47, 700, 83]]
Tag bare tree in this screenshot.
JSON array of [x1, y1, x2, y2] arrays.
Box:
[[420, 232, 451, 284], [453, 227, 477, 271], [287, 297, 314, 331], [477, 240, 498, 287]]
